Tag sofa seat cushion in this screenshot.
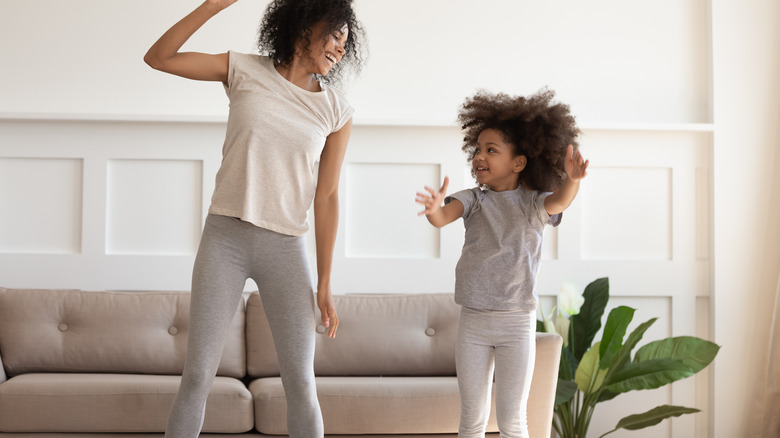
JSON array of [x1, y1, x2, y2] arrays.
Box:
[[0, 374, 253, 433], [250, 376, 499, 435]]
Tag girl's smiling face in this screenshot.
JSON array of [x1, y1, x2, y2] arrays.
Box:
[[472, 128, 527, 191], [299, 21, 348, 76]]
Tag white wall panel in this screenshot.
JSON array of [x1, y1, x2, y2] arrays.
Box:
[[345, 162, 440, 258], [0, 157, 83, 254], [0, 119, 224, 291], [695, 296, 712, 436], [695, 167, 710, 260], [106, 159, 202, 255], [582, 167, 673, 261], [327, 125, 467, 294]]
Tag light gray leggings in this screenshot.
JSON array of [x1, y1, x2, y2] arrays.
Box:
[[456, 307, 536, 438], [165, 214, 322, 438]]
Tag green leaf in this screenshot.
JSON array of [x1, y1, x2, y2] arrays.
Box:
[[559, 343, 577, 381], [606, 358, 694, 393], [599, 306, 635, 369], [597, 388, 620, 403], [570, 277, 609, 361], [610, 318, 656, 371], [554, 378, 578, 405], [601, 317, 657, 388], [604, 336, 720, 395], [634, 336, 720, 373], [599, 405, 700, 437], [536, 319, 546, 333], [575, 342, 606, 393]]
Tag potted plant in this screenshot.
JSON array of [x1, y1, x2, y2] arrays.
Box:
[[538, 277, 719, 437]]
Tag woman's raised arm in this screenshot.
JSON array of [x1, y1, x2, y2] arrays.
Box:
[[144, 0, 238, 82]]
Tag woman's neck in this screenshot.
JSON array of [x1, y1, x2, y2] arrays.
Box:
[[275, 60, 321, 92]]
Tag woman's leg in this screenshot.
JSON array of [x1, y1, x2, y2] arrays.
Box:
[[250, 228, 323, 438], [493, 311, 536, 438], [457, 307, 496, 438], [165, 215, 249, 438]]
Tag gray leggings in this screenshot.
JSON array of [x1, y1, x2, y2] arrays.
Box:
[[165, 214, 322, 438], [456, 307, 536, 438]]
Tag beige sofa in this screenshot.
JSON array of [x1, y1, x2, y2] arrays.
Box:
[[0, 287, 562, 437]]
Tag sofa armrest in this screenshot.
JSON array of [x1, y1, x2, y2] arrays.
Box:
[[528, 332, 563, 438], [0, 348, 7, 383]]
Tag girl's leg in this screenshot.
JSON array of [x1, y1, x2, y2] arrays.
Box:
[[456, 307, 496, 438], [493, 310, 536, 438], [165, 215, 249, 438], [250, 228, 323, 438]]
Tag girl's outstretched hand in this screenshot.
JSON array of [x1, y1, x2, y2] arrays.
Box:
[[564, 145, 589, 182], [416, 176, 449, 216]]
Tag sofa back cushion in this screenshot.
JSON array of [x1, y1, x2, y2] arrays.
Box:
[[246, 293, 459, 377], [0, 288, 246, 378]]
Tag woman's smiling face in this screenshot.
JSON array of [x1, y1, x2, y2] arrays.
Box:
[[299, 21, 348, 76]]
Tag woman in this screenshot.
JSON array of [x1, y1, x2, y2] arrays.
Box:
[[144, 0, 364, 436]]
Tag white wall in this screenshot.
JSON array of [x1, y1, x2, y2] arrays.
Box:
[[1, 1, 778, 436], [0, 0, 709, 125]]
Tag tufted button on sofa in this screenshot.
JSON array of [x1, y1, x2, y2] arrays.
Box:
[[0, 287, 561, 437]]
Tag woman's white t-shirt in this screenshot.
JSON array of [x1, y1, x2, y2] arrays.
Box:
[[208, 52, 354, 236]]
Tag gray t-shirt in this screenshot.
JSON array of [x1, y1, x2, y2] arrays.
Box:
[[446, 186, 562, 311], [209, 52, 354, 236]]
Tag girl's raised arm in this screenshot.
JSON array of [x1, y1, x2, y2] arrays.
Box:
[[545, 145, 589, 215], [144, 0, 238, 82]]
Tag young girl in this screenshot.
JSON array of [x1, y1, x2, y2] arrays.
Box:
[[145, 0, 364, 437], [416, 89, 588, 438]]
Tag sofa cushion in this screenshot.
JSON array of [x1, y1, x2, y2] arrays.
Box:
[[0, 288, 245, 378], [247, 293, 460, 377], [251, 376, 494, 435], [0, 374, 253, 433]]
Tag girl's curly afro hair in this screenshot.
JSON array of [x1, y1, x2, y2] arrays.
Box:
[[256, 0, 365, 85], [458, 88, 580, 192]]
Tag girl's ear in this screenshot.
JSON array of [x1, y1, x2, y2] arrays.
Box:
[[514, 155, 527, 173]]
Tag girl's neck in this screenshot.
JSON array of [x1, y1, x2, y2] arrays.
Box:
[[486, 180, 521, 192]]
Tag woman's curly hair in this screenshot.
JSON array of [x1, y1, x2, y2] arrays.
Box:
[[458, 88, 580, 192], [256, 0, 365, 85]]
